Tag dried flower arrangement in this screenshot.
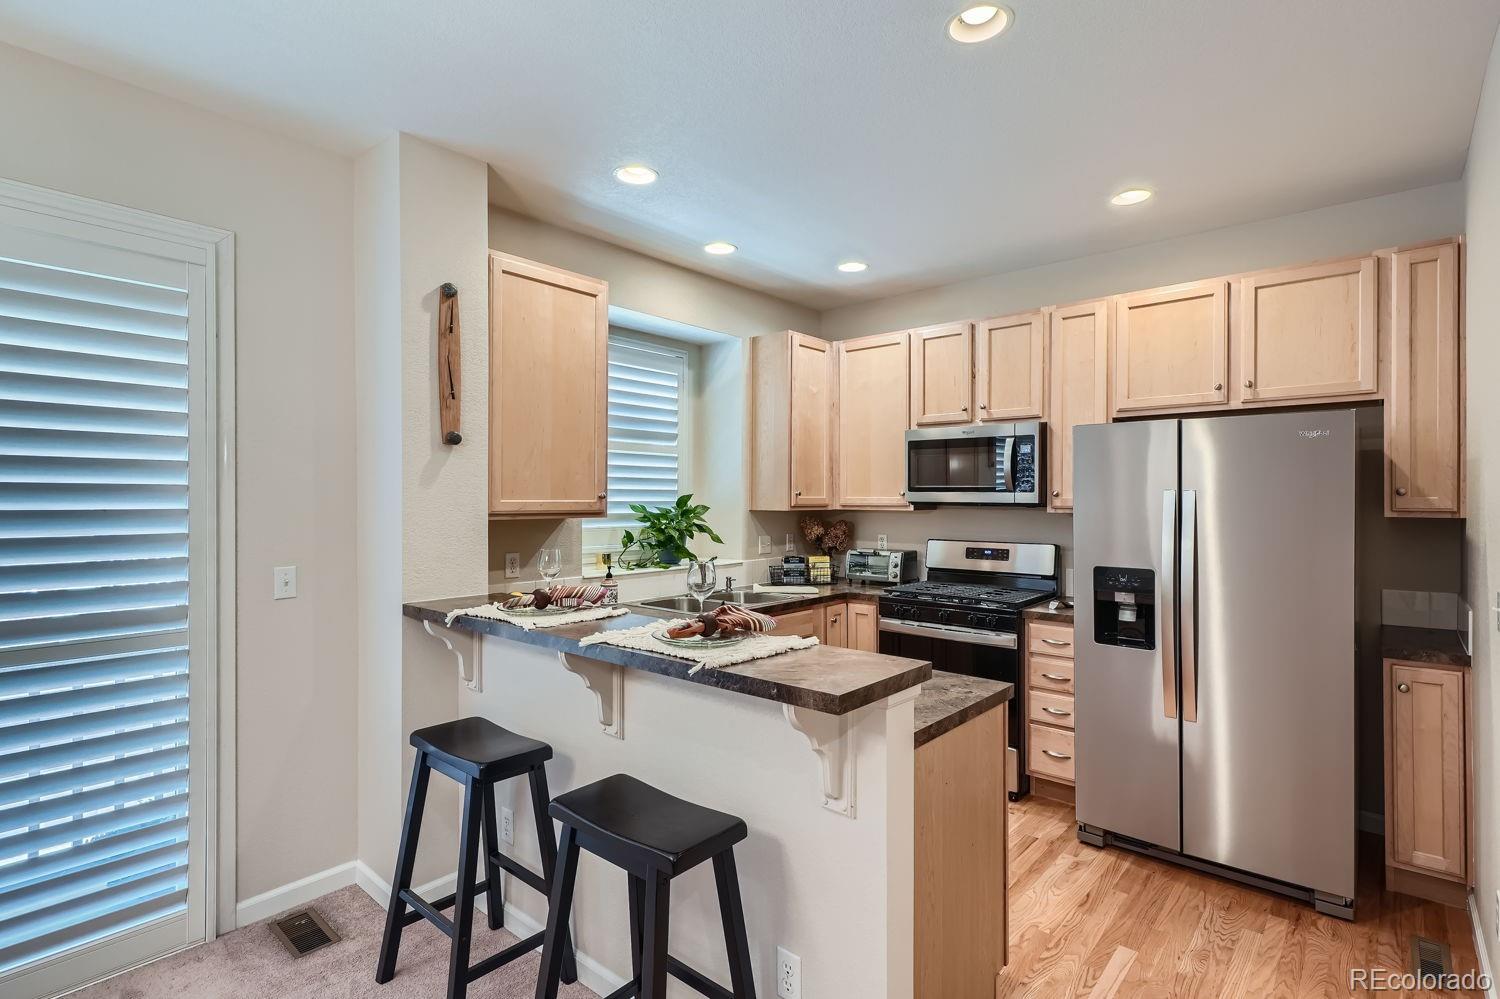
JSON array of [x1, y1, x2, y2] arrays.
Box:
[[800, 515, 853, 555]]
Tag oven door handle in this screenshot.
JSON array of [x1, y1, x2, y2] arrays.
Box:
[[878, 617, 1019, 649]]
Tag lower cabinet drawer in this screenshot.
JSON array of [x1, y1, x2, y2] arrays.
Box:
[[1029, 689, 1076, 730], [1028, 654, 1075, 694], [1028, 723, 1076, 783], [1027, 621, 1076, 659]]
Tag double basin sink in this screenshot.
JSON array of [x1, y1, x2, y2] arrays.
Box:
[[637, 589, 786, 613]]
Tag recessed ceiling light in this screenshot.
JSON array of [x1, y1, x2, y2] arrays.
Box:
[[614, 164, 658, 185], [948, 4, 1012, 43], [703, 241, 737, 255], [837, 261, 868, 273], [1110, 188, 1154, 206]]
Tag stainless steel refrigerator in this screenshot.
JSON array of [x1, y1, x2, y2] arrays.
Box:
[[1074, 409, 1356, 919]]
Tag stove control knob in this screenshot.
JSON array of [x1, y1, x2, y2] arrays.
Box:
[[938, 609, 951, 623], [966, 613, 981, 628]]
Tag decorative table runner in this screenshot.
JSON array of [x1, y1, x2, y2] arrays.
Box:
[[579, 619, 819, 674], [444, 602, 630, 630]]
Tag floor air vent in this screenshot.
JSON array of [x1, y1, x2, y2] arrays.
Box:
[[1411, 935, 1453, 978], [270, 908, 340, 958]]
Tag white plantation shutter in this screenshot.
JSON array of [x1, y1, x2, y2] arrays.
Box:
[[0, 188, 219, 993], [594, 336, 689, 532]]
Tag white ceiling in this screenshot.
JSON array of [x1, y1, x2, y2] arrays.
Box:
[[2, 1, 1497, 309]]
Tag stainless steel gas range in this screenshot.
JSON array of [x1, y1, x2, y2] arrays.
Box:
[[877, 539, 1058, 799]]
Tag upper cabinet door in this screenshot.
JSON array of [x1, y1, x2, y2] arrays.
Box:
[[1113, 280, 1229, 415], [489, 252, 608, 516], [837, 331, 912, 508], [1047, 300, 1110, 512], [1388, 241, 1463, 517], [975, 311, 1046, 421], [909, 322, 974, 426], [789, 333, 834, 507], [1238, 256, 1378, 404]]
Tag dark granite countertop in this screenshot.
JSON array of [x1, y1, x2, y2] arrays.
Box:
[[1381, 625, 1471, 668], [404, 593, 931, 715], [913, 672, 1013, 748], [1024, 601, 1075, 624]]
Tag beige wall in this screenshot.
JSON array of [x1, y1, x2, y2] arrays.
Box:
[[820, 182, 1465, 340], [486, 206, 813, 581], [1463, 25, 1500, 965], [0, 43, 359, 903]]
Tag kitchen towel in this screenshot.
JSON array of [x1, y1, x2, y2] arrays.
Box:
[[578, 619, 819, 673], [444, 602, 630, 630]]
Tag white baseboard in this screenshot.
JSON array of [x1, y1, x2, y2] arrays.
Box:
[[1470, 892, 1498, 999], [234, 861, 358, 927], [352, 861, 626, 995]]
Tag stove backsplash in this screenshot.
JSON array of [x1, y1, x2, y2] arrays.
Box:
[[836, 507, 1074, 594]]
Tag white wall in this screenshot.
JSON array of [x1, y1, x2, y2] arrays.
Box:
[[1463, 25, 1500, 965], [0, 42, 359, 903], [820, 182, 1465, 340]]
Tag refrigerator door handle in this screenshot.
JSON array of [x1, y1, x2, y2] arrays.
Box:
[[1180, 489, 1198, 723], [1161, 490, 1178, 720]]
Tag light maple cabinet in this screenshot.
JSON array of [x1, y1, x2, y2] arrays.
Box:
[[1387, 240, 1463, 517], [847, 601, 879, 652], [750, 331, 834, 510], [1384, 659, 1470, 903], [836, 331, 912, 509], [1026, 617, 1077, 792], [974, 311, 1046, 420], [1112, 280, 1229, 415], [1238, 255, 1379, 404], [488, 251, 608, 517], [908, 322, 973, 426], [1045, 300, 1110, 513], [772, 606, 825, 643], [822, 602, 848, 648]]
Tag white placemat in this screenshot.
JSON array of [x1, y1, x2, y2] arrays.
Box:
[[444, 602, 630, 630], [753, 583, 819, 594], [579, 618, 819, 673]]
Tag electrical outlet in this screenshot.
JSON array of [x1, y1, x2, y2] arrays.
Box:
[[272, 566, 297, 600], [758, 535, 772, 555], [505, 553, 521, 579], [876, 534, 888, 551], [784, 533, 795, 554], [776, 946, 801, 999], [500, 806, 514, 845]]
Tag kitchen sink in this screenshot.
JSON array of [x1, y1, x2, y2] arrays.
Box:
[[636, 591, 786, 613]]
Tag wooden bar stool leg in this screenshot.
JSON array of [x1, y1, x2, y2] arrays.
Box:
[[713, 849, 757, 998], [639, 870, 671, 999], [480, 782, 504, 931], [376, 752, 431, 984], [528, 767, 577, 984], [628, 875, 645, 984], [534, 825, 581, 999], [446, 779, 484, 999]]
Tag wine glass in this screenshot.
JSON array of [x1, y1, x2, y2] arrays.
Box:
[[538, 548, 562, 585], [685, 559, 717, 614]]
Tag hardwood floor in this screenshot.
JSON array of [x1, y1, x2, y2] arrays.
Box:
[[997, 795, 1487, 998]]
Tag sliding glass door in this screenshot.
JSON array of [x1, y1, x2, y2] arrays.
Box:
[[0, 184, 225, 998]]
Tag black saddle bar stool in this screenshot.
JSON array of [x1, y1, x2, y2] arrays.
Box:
[[375, 717, 577, 999], [535, 773, 756, 999]]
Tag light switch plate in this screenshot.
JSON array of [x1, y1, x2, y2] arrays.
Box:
[[758, 535, 771, 555], [273, 566, 297, 600], [784, 533, 795, 554]]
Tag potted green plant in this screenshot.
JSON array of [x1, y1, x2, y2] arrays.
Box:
[[617, 494, 724, 569]]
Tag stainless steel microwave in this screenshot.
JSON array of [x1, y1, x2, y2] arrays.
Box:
[[904, 421, 1045, 506]]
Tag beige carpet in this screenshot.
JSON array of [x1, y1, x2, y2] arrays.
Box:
[[70, 885, 599, 999]]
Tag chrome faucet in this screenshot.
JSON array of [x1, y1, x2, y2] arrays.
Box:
[[723, 576, 736, 593]]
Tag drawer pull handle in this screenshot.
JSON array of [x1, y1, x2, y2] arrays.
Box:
[[1041, 672, 1069, 682], [1041, 638, 1071, 647], [1042, 749, 1072, 761], [1042, 706, 1072, 717]]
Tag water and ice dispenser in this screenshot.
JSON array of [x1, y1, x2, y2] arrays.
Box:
[[1092, 566, 1156, 650]]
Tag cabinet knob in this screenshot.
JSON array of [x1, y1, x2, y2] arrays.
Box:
[[1395, 487, 1408, 497], [1213, 382, 1223, 391], [1243, 379, 1254, 389], [962, 405, 969, 412], [979, 404, 988, 410], [597, 491, 607, 498], [1051, 489, 1061, 497], [795, 490, 802, 497], [1397, 682, 1410, 693]]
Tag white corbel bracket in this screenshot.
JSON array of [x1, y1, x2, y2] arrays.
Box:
[[422, 619, 482, 692], [558, 652, 624, 739], [783, 704, 856, 818]]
